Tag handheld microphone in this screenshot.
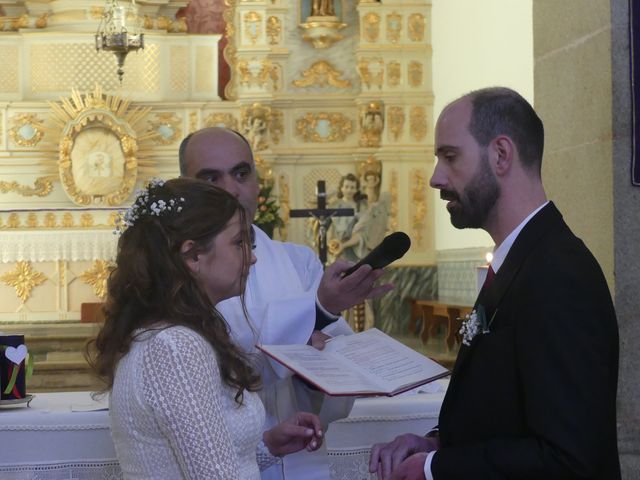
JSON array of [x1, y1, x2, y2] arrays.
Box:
[[342, 231, 411, 277]]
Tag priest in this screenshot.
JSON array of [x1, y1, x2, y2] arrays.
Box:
[[179, 127, 394, 480]]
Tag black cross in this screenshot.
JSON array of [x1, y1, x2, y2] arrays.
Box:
[[289, 180, 354, 267]]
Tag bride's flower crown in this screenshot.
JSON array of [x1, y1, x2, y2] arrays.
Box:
[[115, 179, 185, 234]]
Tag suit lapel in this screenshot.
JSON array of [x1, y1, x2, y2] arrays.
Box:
[[448, 203, 564, 377]]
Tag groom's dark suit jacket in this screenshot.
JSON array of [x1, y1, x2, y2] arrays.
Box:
[[432, 203, 620, 479]]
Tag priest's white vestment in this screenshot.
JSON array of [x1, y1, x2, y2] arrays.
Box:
[[217, 226, 353, 480]]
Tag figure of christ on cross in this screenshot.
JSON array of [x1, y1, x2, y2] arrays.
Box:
[[289, 180, 354, 266]]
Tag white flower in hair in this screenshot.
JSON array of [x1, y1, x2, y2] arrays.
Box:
[[114, 178, 185, 234]]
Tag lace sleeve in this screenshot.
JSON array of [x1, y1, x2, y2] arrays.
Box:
[[256, 440, 281, 471], [142, 327, 240, 480]]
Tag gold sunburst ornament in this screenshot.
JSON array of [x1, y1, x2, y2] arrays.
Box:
[[48, 86, 154, 206], [80, 260, 115, 299], [1, 262, 47, 303]]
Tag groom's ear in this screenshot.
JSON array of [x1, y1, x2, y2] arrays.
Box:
[[491, 135, 516, 177], [181, 240, 199, 273]]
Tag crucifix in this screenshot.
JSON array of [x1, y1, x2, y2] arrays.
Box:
[[289, 180, 354, 267]]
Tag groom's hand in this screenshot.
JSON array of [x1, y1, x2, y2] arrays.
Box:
[[391, 452, 428, 480], [369, 434, 438, 480]]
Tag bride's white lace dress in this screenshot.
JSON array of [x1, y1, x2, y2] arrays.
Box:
[[110, 325, 279, 479]]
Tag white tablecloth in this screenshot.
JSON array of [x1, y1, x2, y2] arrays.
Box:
[[0, 383, 446, 480], [326, 380, 446, 480], [0, 392, 119, 479]]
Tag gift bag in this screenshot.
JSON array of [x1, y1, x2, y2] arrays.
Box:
[[0, 335, 30, 400]]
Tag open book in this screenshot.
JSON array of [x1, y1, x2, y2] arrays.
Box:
[[257, 328, 450, 396]]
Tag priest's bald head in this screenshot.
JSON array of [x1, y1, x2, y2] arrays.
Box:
[[179, 128, 260, 220]]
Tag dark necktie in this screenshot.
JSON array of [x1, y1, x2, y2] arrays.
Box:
[[483, 265, 496, 291]]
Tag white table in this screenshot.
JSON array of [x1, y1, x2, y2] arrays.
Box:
[[326, 380, 446, 480], [0, 392, 119, 479], [0, 384, 446, 480]]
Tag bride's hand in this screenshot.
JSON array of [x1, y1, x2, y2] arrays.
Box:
[[263, 412, 324, 457]]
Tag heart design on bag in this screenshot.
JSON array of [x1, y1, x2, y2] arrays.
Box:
[[5, 344, 28, 365]]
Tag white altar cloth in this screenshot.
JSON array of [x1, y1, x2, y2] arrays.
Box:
[[0, 383, 446, 480], [0, 392, 119, 480], [326, 380, 447, 480]]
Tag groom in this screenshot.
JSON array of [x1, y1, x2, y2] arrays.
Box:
[[369, 88, 620, 479]]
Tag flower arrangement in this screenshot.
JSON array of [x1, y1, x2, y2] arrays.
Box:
[[254, 185, 284, 238], [459, 305, 490, 346]]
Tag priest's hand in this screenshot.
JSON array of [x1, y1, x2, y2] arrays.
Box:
[[309, 330, 331, 350], [317, 259, 394, 315], [263, 412, 324, 457], [369, 433, 439, 480]]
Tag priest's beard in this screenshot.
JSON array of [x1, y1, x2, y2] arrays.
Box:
[[443, 152, 500, 229]]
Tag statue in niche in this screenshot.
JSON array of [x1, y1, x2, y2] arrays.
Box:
[[330, 164, 391, 331], [300, 0, 346, 48], [328, 173, 366, 263], [244, 116, 267, 152], [311, 0, 336, 17], [242, 104, 271, 152], [177, 0, 230, 99], [334, 168, 390, 261]]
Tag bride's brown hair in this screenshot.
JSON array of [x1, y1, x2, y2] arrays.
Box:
[[86, 178, 260, 403]]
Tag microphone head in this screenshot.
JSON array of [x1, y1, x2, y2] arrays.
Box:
[[381, 231, 411, 261]]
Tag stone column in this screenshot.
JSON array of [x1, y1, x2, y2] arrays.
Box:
[[611, 0, 640, 476], [534, 0, 640, 476]]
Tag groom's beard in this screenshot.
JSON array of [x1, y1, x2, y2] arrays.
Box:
[[441, 152, 500, 230]]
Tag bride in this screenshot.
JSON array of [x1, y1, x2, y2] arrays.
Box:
[[87, 178, 323, 479]]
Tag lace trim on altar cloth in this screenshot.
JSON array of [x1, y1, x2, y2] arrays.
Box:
[[0, 460, 123, 480], [328, 447, 377, 480], [0, 230, 117, 263], [1, 424, 110, 432]]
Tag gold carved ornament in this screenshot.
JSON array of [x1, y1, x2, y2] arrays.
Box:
[[9, 114, 45, 147], [49, 86, 153, 206], [278, 173, 290, 238], [357, 155, 382, 179], [389, 170, 399, 233], [243, 11, 262, 45], [204, 113, 239, 131], [147, 112, 183, 145], [0, 261, 47, 303], [222, 0, 239, 100], [269, 110, 284, 145], [79, 260, 115, 299], [387, 61, 401, 87], [266, 16, 281, 45], [7, 213, 20, 228], [189, 112, 198, 133], [360, 101, 384, 148], [26, 213, 38, 228], [236, 58, 278, 89], [296, 113, 352, 143], [410, 106, 427, 141], [386, 12, 403, 43], [387, 106, 405, 141], [411, 169, 427, 246], [292, 61, 352, 89], [362, 12, 380, 43], [358, 57, 384, 89], [408, 61, 423, 88], [0, 176, 58, 198], [408, 13, 425, 42]]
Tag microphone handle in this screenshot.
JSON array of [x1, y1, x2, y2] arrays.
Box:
[[341, 250, 391, 277]]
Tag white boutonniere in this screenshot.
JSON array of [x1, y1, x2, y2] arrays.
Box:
[[459, 305, 496, 346]]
